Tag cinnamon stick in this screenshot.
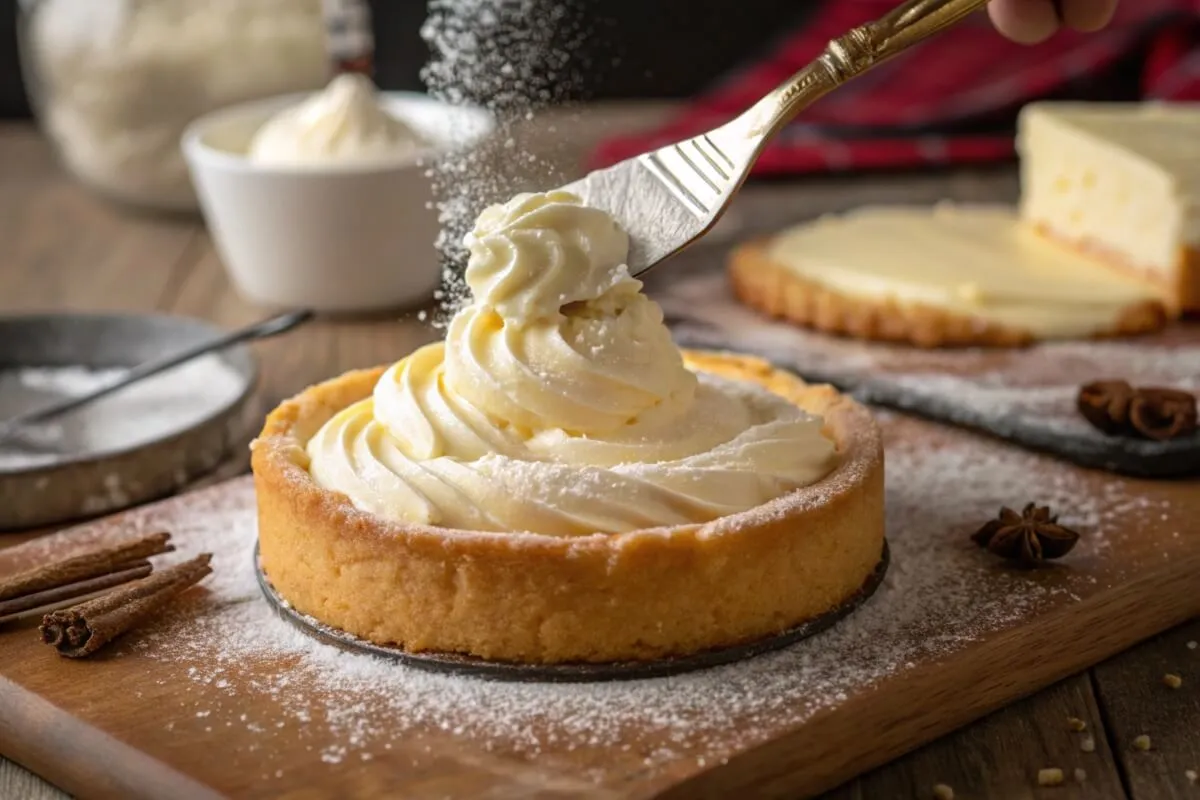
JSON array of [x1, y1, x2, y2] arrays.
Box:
[[0, 532, 173, 602], [0, 562, 152, 623], [39, 554, 212, 658]]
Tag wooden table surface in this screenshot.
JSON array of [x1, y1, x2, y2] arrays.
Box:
[[1, 116, 1197, 800]]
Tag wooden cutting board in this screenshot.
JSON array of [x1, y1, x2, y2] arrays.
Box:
[[1, 412, 1198, 800]]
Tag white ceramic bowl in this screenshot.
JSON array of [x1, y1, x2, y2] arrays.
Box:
[[182, 92, 492, 314]]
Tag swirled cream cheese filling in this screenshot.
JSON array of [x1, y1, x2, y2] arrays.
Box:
[[305, 191, 836, 535]]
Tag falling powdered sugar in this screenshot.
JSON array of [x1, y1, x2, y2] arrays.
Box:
[[420, 0, 595, 325], [10, 410, 1180, 784]]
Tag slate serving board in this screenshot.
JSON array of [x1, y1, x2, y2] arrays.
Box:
[[648, 262, 1200, 478]]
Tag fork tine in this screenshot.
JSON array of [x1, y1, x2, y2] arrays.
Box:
[[640, 133, 741, 218], [559, 123, 753, 276]]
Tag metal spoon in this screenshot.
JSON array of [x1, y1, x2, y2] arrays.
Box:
[[0, 308, 314, 448]]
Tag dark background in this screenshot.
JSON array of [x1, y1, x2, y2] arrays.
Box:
[[0, 0, 816, 118]]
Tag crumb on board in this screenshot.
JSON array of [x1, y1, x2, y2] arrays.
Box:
[[932, 783, 954, 800], [1184, 769, 1197, 783], [1074, 768, 1086, 783], [1038, 768, 1064, 786], [1066, 716, 1087, 731], [1133, 734, 1152, 751], [1187, 640, 1197, 650], [1163, 673, 1183, 689], [1080, 736, 1096, 753]]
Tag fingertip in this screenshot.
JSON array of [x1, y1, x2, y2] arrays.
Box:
[[987, 0, 1060, 44], [1061, 0, 1118, 31]]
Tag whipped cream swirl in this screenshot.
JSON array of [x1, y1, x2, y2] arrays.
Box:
[[248, 73, 427, 166], [306, 191, 836, 535]]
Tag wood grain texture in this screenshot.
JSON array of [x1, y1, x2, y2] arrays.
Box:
[[659, 541, 1200, 799], [822, 674, 1126, 800], [0, 676, 219, 800], [0, 419, 1197, 799], [1, 114, 1197, 799], [0, 126, 198, 316], [1092, 618, 1200, 800]]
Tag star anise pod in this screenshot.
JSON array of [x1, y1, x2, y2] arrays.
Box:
[[1077, 380, 1135, 434], [971, 503, 1080, 565], [1128, 387, 1198, 441]]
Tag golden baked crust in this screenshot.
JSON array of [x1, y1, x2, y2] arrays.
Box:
[[251, 351, 885, 664], [1031, 223, 1200, 315], [729, 240, 1170, 349]]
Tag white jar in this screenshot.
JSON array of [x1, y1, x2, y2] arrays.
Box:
[[19, 0, 331, 213]]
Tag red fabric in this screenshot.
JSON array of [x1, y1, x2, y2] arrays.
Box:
[[591, 0, 1200, 175]]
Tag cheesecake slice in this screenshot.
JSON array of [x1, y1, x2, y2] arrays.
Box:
[[1017, 101, 1200, 312]]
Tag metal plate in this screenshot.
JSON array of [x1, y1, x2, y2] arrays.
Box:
[[255, 540, 890, 683], [0, 313, 256, 529]]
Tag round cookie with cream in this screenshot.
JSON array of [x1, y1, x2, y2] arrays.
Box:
[[252, 191, 885, 664]]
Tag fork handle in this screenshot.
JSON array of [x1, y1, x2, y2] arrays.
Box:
[[736, 0, 992, 141]]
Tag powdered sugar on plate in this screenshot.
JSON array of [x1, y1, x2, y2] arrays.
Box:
[[4, 412, 1181, 783], [0, 356, 246, 472]]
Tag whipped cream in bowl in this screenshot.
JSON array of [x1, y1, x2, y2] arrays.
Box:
[[247, 74, 430, 168], [181, 76, 492, 313]]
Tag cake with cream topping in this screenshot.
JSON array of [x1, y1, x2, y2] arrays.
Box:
[[251, 190, 884, 664]]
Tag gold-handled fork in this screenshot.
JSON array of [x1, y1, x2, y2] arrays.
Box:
[[560, 0, 991, 276]]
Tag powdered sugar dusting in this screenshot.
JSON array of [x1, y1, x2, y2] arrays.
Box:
[[0, 357, 247, 471], [420, 0, 595, 324], [3, 413, 1181, 786]]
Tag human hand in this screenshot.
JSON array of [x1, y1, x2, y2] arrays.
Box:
[[988, 0, 1118, 43]]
